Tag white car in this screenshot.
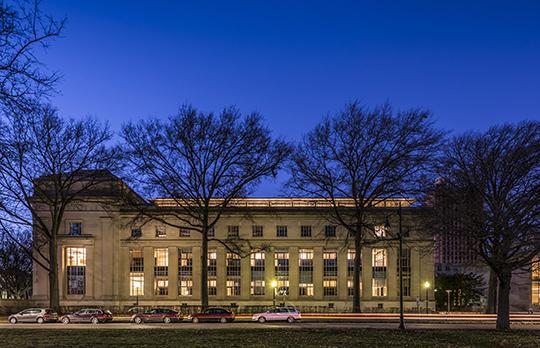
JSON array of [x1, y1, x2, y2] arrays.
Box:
[[252, 307, 301, 323]]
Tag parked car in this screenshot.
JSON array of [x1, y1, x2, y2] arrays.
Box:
[[8, 308, 58, 324], [187, 307, 235, 323], [252, 307, 301, 323], [60, 308, 113, 324], [131, 308, 183, 324]]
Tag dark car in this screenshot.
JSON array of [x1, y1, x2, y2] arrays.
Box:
[[60, 308, 113, 324], [187, 307, 235, 323], [8, 308, 58, 324], [131, 308, 183, 324]]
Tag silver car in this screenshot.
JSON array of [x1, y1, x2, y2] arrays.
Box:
[[8, 308, 59, 324]]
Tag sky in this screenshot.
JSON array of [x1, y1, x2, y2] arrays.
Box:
[[38, 0, 540, 196]]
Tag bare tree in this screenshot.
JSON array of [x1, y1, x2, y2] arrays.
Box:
[[288, 102, 443, 312], [0, 230, 32, 299], [0, 105, 121, 310], [121, 105, 290, 308], [431, 121, 540, 329], [0, 0, 64, 113]]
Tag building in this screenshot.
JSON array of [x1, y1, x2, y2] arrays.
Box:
[[32, 176, 435, 312]]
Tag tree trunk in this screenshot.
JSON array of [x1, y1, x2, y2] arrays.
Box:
[[486, 269, 498, 314], [48, 236, 60, 311], [200, 230, 209, 309], [352, 229, 362, 313], [496, 270, 511, 330]]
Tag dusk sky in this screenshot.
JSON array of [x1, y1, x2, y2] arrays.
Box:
[[40, 1, 540, 195]]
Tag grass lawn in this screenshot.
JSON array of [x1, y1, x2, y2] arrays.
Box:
[[1, 328, 540, 347]]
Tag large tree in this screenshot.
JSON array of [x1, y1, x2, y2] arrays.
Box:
[[433, 121, 540, 329], [0, 0, 64, 113], [121, 105, 290, 308], [0, 105, 120, 309], [288, 102, 443, 312], [0, 230, 32, 299]]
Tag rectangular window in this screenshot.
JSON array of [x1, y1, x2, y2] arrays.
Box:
[[129, 249, 144, 296], [347, 249, 361, 296], [208, 227, 215, 238], [374, 225, 386, 238], [532, 260, 540, 305], [252, 225, 264, 237], [180, 228, 190, 237], [299, 249, 313, 296], [372, 248, 387, 297], [154, 248, 168, 295], [131, 228, 142, 238], [226, 279, 241, 297], [275, 250, 289, 296], [155, 226, 166, 238], [300, 225, 312, 238], [276, 225, 288, 237], [178, 248, 193, 296], [69, 223, 82, 236], [250, 251, 265, 295], [66, 247, 86, 295], [323, 250, 338, 277], [325, 225, 336, 238], [227, 226, 239, 238], [208, 279, 217, 296], [208, 249, 217, 277], [398, 248, 412, 297], [323, 280, 337, 296], [227, 252, 241, 297]]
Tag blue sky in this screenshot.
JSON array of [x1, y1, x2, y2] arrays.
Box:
[[39, 0, 540, 195]]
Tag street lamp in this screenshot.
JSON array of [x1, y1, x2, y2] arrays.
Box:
[[424, 281, 431, 314], [445, 289, 452, 312], [271, 280, 278, 307]]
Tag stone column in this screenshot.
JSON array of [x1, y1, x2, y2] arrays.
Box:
[[362, 247, 372, 302], [288, 247, 299, 301], [191, 246, 201, 301], [168, 247, 178, 300], [217, 247, 227, 298], [86, 244, 94, 299], [143, 247, 154, 299], [387, 246, 398, 301], [313, 247, 324, 300], [337, 247, 348, 300], [265, 250, 275, 302], [241, 252, 251, 300]]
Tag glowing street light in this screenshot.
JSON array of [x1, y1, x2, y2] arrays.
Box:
[[271, 280, 278, 306], [424, 281, 431, 314]]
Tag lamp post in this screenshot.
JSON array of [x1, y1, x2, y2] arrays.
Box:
[[446, 289, 452, 312], [271, 280, 278, 307], [424, 281, 431, 314]]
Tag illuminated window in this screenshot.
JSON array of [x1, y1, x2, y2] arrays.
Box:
[[154, 279, 168, 295], [374, 225, 386, 238], [347, 249, 361, 296], [208, 249, 217, 277], [226, 279, 241, 296], [532, 260, 540, 305], [275, 250, 289, 295], [69, 223, 82, 236], [299, 249, 313, 296], [252, 225, 264, 237], [372, 248, 387, 297], [129, 249, 144, 296], [178, 248, 192, 296], [154, 248, 168, 295], [276, 225, 288, 237], [208, 279, 217, 296], [323, 250, 338, 277], [323, 280, 337, 296], [250, 251, 265, 295], [66, 247, 86, 295]]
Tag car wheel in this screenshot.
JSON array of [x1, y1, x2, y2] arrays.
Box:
[[9, 317, 17, 324], [258, 317, 266, 323], [62, 317, 70, 324], [287, 317, 295, 323], [164, 317, 172, 324], [36, 317, 45, 324], [192, 317, 199, 323], [134, 317, 143, 324], [220, 317, 227, 323], [91, 317, 99, 324]]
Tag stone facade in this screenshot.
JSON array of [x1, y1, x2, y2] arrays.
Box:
[[32, 193, 435, 312]]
